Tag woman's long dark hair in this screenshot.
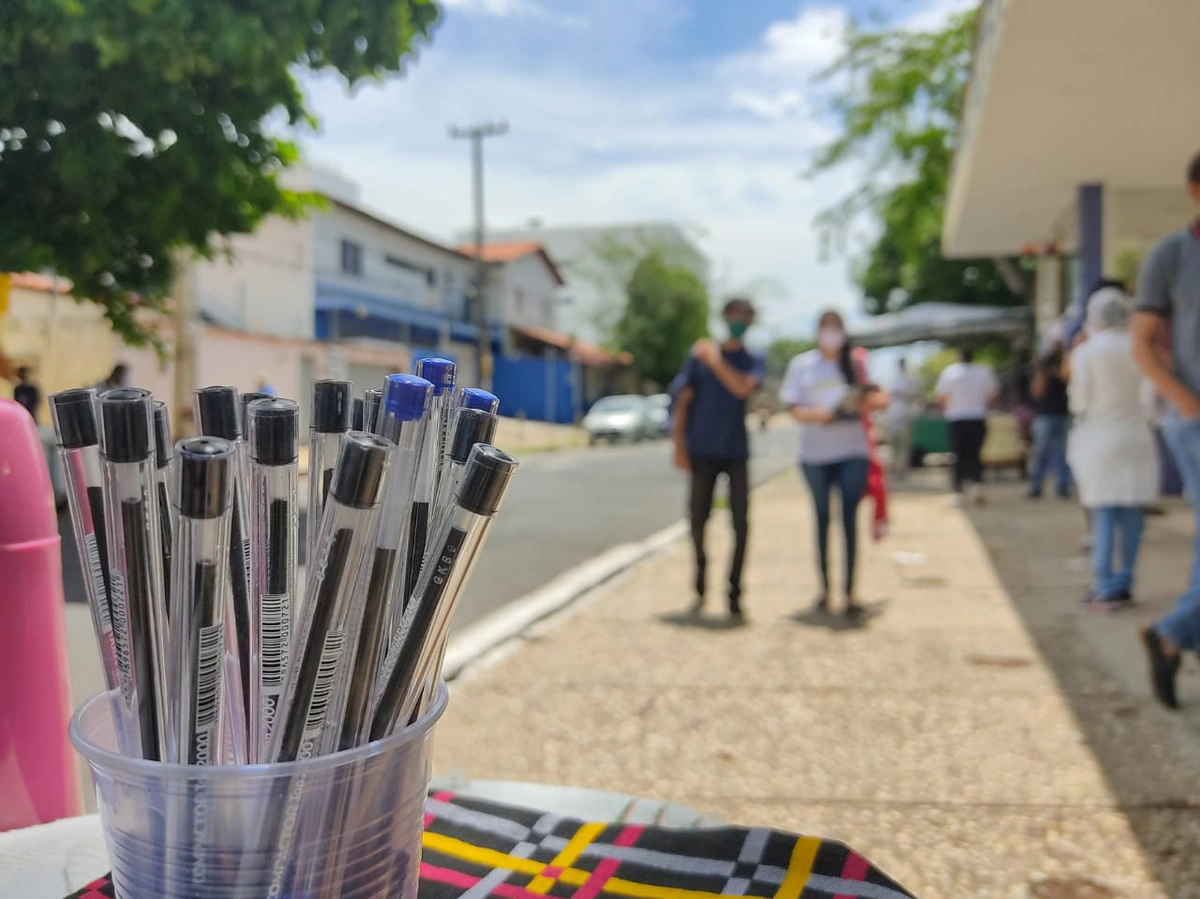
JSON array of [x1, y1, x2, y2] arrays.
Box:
[[819, 310, 857, 386]]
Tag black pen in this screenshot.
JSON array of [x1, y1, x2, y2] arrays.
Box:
[[370, 445, 518, 740], [432, 408, 498, 530], [351, 396, 365, 432], [339, 374, 431, 751], [309, 379, 352, 580], [406, 359, 456, 599], [193, 385, 253, 762], [247, 397, 300, 762], [153, 401, 174, 619], [270, 431, 391, 763], [363, 388, 382, 435], [97, 388, 171, 762]]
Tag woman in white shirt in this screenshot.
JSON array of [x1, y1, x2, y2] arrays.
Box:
[[1067, 288, 1159, 610], [779, 311, 887, 617], [935, 348, 998, 504]]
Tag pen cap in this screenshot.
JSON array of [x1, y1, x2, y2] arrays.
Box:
[[312, 379, 352, 434], [455, 444, 518, 516], [330, 432, 391, 509], [238, 391, 271, 439], [351, 398, 365, 432], [248, 398, 299, 466], [383, 374, 433, 423], [49, 388, 98, 449], [194, 386, 241, 441], [414, 357, 456, 396], [152, 401, 172, 470], [363, 389, 382, 434], [449, 409, 499, 464], [97, 388, 155, 463], [460, 388, 500, 414], [176, 437, 234, 519]]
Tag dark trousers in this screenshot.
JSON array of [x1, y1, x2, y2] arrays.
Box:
[[948, 418, 987, 492], [689, 457, 749, 611], [802, 458, 869, 598]]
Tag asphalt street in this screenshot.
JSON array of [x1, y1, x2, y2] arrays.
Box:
[[58, 427, 798, 632]]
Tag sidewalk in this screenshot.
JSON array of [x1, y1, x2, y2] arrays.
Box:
[[433, 473, 1200, 898]]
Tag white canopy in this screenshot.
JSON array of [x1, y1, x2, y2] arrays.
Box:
[[850, 303, 1031, 349]]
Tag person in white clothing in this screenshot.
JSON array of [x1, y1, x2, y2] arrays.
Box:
[[888, 358, 920, 477], [1067, 288, 1160, 611], [935, 348, 998, 503]]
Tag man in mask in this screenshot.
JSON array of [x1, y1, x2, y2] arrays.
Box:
[[672, 298, 765, 622]]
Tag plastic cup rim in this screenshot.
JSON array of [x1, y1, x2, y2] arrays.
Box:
[[69, 681, 448, 780]]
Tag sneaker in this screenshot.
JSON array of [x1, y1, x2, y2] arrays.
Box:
[[728, 609, 746, 626], [1082, 593, 1123, 614], [844, 601, 865, 619], [686, 595, 705, 618], [811, 594, 830, 615], [1140, 627, 1181, 710]]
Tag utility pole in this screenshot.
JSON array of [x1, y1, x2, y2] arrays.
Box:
[[450, 120, 508, 390]]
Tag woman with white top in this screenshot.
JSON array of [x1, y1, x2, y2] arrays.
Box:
[[935, 348, 998, 505], [780, 311, 887, 616], [1067, 287, 1159, 611]]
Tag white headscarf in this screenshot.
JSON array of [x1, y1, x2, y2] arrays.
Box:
[[1085, 286, 1132, 334]]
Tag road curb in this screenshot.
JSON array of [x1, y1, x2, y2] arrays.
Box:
[[442, 520, 689, 681]]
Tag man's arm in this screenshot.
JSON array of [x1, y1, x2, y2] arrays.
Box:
[[671, 386, 693, 471], [693, 340, 759, 399], [1132, 312, 1199, 417]]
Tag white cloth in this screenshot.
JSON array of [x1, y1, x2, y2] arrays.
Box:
[[888, 373, 920, 424], [935, 362, 997, 421], [1067, 331, 1160, 508], [778, 351, 870, 464]]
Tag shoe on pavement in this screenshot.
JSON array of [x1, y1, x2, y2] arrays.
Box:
[[843, 601, 865, 619], [1140, 627, 1181, 710], [686, 596, 705, 618]]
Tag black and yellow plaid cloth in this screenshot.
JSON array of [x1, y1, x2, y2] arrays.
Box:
[[67, 791, 915, 898]]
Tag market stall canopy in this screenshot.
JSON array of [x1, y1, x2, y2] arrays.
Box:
[[850, 303, 1031, 349]]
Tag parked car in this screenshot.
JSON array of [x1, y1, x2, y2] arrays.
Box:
[[583, 394, 651, 445], [644, 393, 671, 438]]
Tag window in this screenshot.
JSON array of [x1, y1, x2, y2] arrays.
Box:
[[341, 240, 363, 276]]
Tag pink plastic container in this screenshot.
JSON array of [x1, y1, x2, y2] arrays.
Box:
[[0, 397, 82, 830]]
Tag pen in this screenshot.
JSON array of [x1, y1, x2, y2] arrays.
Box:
[[407, 358, 456, 599], [369, 445, 518, 741], [247, 397, 300, 762], [170, 437, 235, 766], [339, 374, 431, 751], [97, 388, 171, 762], [351, 397, 365, 432], [153, 401, 174, 619], [239, 392, 271, 439], [362, 388, 382, 436], [49, 390, 124, 737], [309, 379, 353, 577], [270, 431, 391, 763], [441, 388, 499, 484], [432, 408, 498, 530], [193, 385, 252, 763]]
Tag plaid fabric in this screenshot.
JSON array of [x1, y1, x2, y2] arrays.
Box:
[[66, 792, 915, 899]]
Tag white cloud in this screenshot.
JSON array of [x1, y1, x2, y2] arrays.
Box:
[[302, 0, 966, 339], [899, 0, 977, 32]]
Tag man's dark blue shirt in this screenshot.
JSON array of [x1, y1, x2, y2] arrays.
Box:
[[681, 346, 765, 460]]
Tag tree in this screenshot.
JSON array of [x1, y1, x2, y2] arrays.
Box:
[[0, 0, 439, 347], [808, 9, 1028, 316], [614, 252, 709, 390]]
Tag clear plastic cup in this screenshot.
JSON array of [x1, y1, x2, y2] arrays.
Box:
[[70, 684, 447, 899]]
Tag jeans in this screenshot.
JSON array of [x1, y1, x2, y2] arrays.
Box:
[[1091, 506, 1145, 598], [802, 457, 870, 598], [1156, 413, 1200, 651], [947, 418, 987, 492], [689, 456, 749, 611], [1028, 414, 1071, 497]]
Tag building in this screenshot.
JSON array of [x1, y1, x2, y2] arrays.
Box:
[[943, 0, 1200, 333], [484, 222, 710, 344]]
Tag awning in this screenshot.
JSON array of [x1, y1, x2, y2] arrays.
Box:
[[849, 303, 1031, 348], [943, 0, 1200, 257]]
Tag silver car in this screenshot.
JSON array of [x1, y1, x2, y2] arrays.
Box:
[[644, 393, 671, 438], [583, 394, 651, 445]]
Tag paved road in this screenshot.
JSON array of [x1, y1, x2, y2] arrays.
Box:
[[59, 427, 798, 632]]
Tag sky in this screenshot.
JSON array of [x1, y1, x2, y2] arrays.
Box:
[[301, 0, 975, 342]]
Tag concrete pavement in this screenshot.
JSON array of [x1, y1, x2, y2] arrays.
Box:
[[434, 472, 1200, 898]]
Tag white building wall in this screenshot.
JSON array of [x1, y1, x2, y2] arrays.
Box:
[[193, 215, 316, 339], [490, 254, 559, 331], [314, 206, 473, 315]]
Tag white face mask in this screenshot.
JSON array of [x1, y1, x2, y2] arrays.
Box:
[[817, 327, 846, 352]]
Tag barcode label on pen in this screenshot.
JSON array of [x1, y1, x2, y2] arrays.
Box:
[[83, 532, 111, 634], [260, 593, 291, 688], [241, 538, 251, 581], [108, 571, 132, 685], [304, 631, 346, 733], [195, 624, 224, 728]]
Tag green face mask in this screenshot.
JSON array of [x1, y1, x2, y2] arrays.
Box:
[[728, 321, 750, 339]]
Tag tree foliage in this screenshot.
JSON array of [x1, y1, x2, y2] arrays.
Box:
[[809, 9, 1026, 316], [615, 252, 709, 390], [0, 0, 439, 346]]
